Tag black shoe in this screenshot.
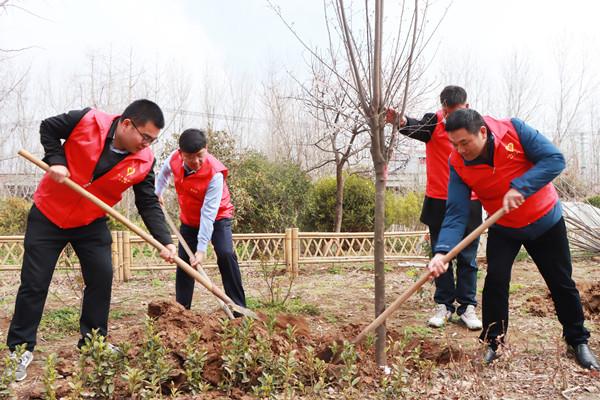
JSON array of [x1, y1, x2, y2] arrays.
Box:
[[483, 346, 499, 365], [569, 344, 600, 370]]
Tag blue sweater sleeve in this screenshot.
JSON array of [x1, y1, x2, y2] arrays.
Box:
[[196, 173, 224, 253], [434, 164, 471, 254], [510, 118, 565, 198]]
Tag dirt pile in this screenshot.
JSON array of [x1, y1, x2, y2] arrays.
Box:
[[21, 300, 469, 398], [136, 300, 323, 386], [578, 281, 600, 317], [524, 281, 600, 319], [524, 293, 554, 317]]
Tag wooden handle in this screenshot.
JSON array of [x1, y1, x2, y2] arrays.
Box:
[[352, 208, 505, 344], [19, 149, 235, 306], [440, 208, 504, 263], [161, 204, 234, 319]]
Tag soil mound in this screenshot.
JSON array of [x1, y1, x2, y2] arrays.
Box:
[[579, 281, 600, 317], [525, 281, 600, 319]]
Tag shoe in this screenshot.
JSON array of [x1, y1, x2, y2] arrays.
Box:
[[9, 350, 33, 382], [459, 305, 483, 330], [428, 304, 451, 328], [107, 343, 121, 354], [569, 344, 600, 370], [483, 346, 499, 365]]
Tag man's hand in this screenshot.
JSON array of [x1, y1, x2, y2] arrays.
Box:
[[190, 251, 206, 269], [427, 253, 449, 278], [159, 244, 177, 263], [385, 108, 407, 127], [157, 195, 164, 206], [47, 165, 70, 183], [502, 188, 525, 213]]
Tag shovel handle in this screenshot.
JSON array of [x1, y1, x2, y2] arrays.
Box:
[[161, 204, 234, 319], [352, 208, 505, 345], [18, 149, 236, 307]]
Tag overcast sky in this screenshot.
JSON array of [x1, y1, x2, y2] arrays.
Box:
[[1, 0, 599, 131]]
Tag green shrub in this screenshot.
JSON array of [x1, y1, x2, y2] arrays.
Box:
[[587, 195, 600, 208], [303, 174, 375, 232], [0, 197, 31, 234], [303, 175, 423, 232], [385, 191, 424, 229], [234, 152, 311, 233]]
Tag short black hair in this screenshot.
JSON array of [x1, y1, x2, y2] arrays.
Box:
[[445, 108, 485, 134], [440, 85, 467, 108], [120, 99, 165, 129], [179, 128, 207, 153]]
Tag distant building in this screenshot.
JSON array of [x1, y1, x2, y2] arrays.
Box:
[[387, 141, 426, 193]]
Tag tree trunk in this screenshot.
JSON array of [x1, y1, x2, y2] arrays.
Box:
[[334, 164, 345, 232], [373, 159, 387, 366]]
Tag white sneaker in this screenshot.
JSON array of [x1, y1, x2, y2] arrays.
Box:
[[460, 305, 482, 330], [428, 304, 451, 328], [9, 350, 33, 382]]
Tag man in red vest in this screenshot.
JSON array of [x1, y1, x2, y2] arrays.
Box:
[[156, 128, 246, 313], [386, 86, 482, 330], [6, 100, 178, 381], [428, 108, 598, 369]]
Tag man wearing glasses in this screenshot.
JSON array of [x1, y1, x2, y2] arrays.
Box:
[[6, 100, 177, 381]]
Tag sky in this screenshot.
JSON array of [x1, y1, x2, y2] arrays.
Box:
[[1, 0, 599, 131]]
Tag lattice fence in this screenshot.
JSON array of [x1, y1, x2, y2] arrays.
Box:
[[298, 232, 428, 263], [0, 229, 488, 280]]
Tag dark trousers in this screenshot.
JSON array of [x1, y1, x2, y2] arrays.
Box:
[[429, 200, 482, 315], [7, 205, 113, 351], [480, 217, 590, 349], [176, 219, 246, 310]]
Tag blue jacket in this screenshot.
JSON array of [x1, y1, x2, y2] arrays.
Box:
[[434, 118, 565, 254]]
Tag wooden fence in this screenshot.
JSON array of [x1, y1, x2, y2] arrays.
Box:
[[0, 229, 488, 281]]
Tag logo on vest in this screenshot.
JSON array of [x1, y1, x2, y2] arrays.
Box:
[[504, 142, 520, 159], [126, 167, 136, 176]]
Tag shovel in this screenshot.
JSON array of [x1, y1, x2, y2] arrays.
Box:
[[19, 149, 257, 319], [160, 204, 235, 320], [319, 207, 506, 362]]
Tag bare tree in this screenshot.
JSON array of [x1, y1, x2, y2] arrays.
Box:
[[272, 0, 435, 364], [261, 67, 323, 169], [438, 48, 494, 113], [300, 58, 369, 231], [552, 41, 596, 147], [501, 49, 541, 122]]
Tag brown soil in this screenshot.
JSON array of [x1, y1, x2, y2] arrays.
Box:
[[525, 281, 600, 319], [139, 300, 319, 387], [579, 281, 600, 315], [5, 257, 600, 399]]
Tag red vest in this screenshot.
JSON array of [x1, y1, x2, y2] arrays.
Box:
[[34, 109, 154, 228], [170, 151, 234, 227], [449, 116, 558, 228], [425, 110, 476, 200], [425, 110, 453, 199]]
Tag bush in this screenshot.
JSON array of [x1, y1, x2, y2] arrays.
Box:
[[303, 175, 425, 232], [385, 191, 424, 229], [0, 197, 31, 234], [234, 152, 311, 233], [587, 195, 600, 208], [303, 174, 375, 232]]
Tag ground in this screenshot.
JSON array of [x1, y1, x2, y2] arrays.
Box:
[[1, 255, 599, 399]]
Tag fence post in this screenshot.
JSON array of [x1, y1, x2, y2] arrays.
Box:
[[285, 228, 293, 274], [291, 228, 299, 277], [111, 231, 121, 281], [123, 231, 131, 282], [117, 231, 124, 282]]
